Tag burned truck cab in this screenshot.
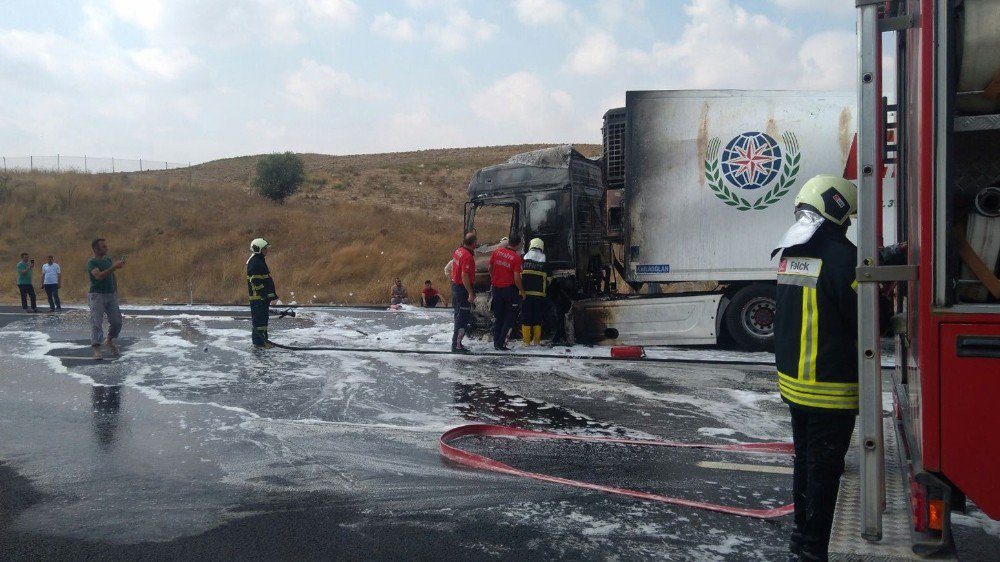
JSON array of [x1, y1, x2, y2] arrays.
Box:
[[464, 145, 609, 300]]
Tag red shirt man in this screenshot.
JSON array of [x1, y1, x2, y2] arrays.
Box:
[[451, 245, 476, 287], [489, 246, 522, 288]]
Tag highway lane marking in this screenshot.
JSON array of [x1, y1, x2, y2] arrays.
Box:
[[696, 461, 793, 475]]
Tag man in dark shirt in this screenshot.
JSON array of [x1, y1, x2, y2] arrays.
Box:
[[87, 238, 125, 360], [246, 238, 278, 348]]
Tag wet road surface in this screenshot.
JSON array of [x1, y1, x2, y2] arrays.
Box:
[[1, 304, 799, 560]]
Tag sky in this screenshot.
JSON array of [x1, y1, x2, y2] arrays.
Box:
[[0, 0, 858, 164]]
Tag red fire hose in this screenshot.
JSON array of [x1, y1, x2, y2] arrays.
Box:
[[439, 424, 794, 519]]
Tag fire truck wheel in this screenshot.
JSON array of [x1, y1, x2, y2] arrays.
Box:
[[724, 284, 776, 352]]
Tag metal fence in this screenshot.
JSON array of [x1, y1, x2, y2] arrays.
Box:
[[1, 155, 190, 174]]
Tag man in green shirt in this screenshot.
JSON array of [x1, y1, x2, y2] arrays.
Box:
[[87, 238, 126, 360], [16, 253, 38, 312]]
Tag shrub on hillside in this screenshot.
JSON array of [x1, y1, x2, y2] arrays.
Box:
[[254, 152, 305, 203]]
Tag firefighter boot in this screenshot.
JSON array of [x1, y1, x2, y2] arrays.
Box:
[[522, 325, 532, 345], [532, 325, 542, 345]]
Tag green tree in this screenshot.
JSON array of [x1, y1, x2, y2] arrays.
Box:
[[254, 152, 305, 203]]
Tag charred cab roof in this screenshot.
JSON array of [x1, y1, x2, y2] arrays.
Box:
[[467, 145, 602, 200]]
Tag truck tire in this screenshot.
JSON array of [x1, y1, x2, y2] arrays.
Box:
[[724, 284, 776, 352]]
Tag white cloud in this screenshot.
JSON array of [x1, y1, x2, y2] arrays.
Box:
[[378, 108, 466, 150], [769, 0, 850, 13], [425, 9, 497, 51], [562, 0, 853, 91], [597, 0, 647, 25], [372, 13, 417, 41], [648, 0, 798, 88], [107, 0, 304, 47], [108, 0, 165, 29], [797, 30, 856, 90], [513, 0, 568, 26], [130, 48, 200, 80], [306, 0, 360, 28], [563, 32, 650, 76], [285, 59, 390, 112], [469, 72, 575, 139]]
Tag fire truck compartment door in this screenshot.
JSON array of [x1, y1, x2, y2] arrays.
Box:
[[940, 323, 1000, 520]]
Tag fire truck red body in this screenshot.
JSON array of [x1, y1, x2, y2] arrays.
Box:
[[855, 0, 1000, 552]]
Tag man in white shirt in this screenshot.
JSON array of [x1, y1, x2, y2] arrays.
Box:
[[41, 255, 62, 312]]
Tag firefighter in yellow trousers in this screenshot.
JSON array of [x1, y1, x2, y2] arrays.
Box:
[[520, 238, 548, 345]]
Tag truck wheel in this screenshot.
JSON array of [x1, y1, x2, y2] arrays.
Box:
[[724, 284, 776, 352]]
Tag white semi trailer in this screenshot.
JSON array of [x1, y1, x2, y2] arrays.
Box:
[[464, 90, 860, 351]]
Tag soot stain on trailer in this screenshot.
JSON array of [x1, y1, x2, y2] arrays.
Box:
[[839, 106, 854, 167]]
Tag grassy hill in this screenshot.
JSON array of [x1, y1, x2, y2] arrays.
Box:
[[0, 144, 600, 306]]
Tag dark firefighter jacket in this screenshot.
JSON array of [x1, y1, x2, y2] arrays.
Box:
[[774, 221, 859, 413], [247, 253, 277, 302], [522, 258, 549, 297]]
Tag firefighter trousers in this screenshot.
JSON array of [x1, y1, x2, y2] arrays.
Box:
[[451, 283, 472, 351], [491, 285, 520, 349], [788, 406, 856, 561], [250, 300, 270, 347]]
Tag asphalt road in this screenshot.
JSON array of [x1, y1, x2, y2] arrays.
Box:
[[0, 303, 969, 561]]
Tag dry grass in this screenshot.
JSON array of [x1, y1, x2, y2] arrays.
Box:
[[0, 144, 600, 305]]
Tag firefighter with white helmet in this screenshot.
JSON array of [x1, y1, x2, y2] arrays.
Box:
[[520, 238, 548, 345], [246, 238, 278, 348], [772, 174, 860, 560]]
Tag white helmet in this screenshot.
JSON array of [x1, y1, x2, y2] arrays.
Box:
[[250, 238, 270, 254], [529, 238, 544, 251], [793, 175, 858, 226]]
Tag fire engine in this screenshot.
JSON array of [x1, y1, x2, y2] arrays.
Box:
[[833, 0, 1000, 557]]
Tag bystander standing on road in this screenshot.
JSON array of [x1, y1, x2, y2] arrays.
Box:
[[450, 232, 477, 353], [390, 278, 409, 305], [421, 280, 441, 307], [488, 234, 523, 351], [41, 255, 62, 312], [16, 253, 38, 312], [87, 238, 125, 360]]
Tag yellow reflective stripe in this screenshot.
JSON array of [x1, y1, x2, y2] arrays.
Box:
[[851, 279, 858, 292], [809, 288, 819, 379], [524, 291, 546, 297], [777, 371, 858, 395], [247, 274, 271, 281], [778, 382, 858, 409], [797, 287, 819, 382]]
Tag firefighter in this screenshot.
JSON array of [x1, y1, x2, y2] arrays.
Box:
[[246, 238, 278, 348], [488, 234, 523, 350], [772, 175, 859, 561], [520, 238, 548, 345]]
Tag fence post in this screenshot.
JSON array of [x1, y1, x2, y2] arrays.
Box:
[[2, 156, 5, 171], [189, 162, 192, 189], [112, 157, 115, 173], [84, 155, 87, 173], [57, 154, 60, 172], [30, 156, 33, 172], [140, 159, 143, 172]]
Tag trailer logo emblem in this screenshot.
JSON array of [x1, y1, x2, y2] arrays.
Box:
[[705, 132, 801, 212]]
